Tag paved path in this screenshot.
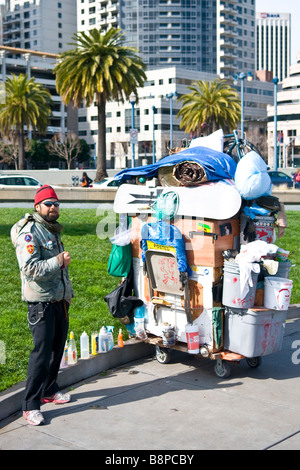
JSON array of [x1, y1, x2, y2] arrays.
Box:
[[0, 318, 300, 451]]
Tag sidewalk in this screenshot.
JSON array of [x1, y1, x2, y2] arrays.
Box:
[[0, 309, 300, 450]]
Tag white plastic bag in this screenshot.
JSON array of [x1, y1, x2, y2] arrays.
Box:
[[189, 129, 224, 152], [234, 151, 272, 200]]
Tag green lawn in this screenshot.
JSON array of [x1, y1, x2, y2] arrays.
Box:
[[0, 207, 299, 392]]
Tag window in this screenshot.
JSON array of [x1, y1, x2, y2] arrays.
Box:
[[89, 17, 96, 25]]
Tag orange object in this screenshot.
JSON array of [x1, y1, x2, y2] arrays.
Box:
[[118, 329, 124, 347]]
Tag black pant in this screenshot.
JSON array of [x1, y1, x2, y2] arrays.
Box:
[[22, 300, 69, 411]]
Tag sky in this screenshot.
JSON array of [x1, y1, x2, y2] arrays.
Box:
[[256, 0, 300, 63]]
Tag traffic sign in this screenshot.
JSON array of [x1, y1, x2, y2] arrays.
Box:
[[130, 128, 138, 144]]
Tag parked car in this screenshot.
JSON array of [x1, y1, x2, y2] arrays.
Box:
[[91, 177, 122, 189], [267, 171, 293, 188], [0, 174, 43, 187]]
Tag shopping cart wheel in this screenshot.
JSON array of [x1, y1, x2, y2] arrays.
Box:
[[155, 346, 171, 364], [246, 357, 262, 368], [214, 359, 231, 379]]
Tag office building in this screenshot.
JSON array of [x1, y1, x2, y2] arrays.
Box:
[[2, 0, 77, 55], [77, 0, 256, 78], [267, 52, 300, 169], [256, 12, 291, 82]]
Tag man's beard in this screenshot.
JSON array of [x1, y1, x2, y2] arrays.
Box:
[[42, 212, 59, 223]]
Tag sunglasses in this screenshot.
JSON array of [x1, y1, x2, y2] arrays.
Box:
[[42, 201, 60, 208]]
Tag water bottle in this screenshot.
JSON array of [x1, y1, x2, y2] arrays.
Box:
[[99, 326, 109, 353], [134, 305, 147, 340], [91, 331, 99, 355], [125, 322, 136, 337], [60, 341, 68, 369], [80, 331, 89, 359], [107, 326, 114, 351], [68, 331, 77, 364]]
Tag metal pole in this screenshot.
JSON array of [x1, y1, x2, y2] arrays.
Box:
[[131, 100, 135, 168], [170, 95, 173, 149], [152, 105, 156, 164], [240, 75, 245, 137], [273, 77, 279, 171]]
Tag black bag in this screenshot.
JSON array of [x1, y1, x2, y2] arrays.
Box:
[[104, 265, 143, 324]]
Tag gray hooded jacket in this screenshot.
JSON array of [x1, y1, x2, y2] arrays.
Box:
[[11, 212, 74, 303]]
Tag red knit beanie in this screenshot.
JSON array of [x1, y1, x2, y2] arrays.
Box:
[[34, 185, 59, 206]]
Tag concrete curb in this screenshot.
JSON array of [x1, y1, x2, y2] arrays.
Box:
[[1, 305, 299, 424], [0, 340, 154, 423]]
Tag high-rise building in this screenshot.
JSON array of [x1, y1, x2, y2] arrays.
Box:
[[77, 0, 256, 78], [256, 12, 291, 82], [2, 0, 77, 55]]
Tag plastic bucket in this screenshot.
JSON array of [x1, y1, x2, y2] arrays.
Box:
[[222, 261, 258, 309], [185, 323, 200, 354], [264, 277, 293, 310]]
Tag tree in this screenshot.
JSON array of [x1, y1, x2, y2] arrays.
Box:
[[54, 27, 147, 181], [177, 79, 241, 136], [47, 131, 82, 169], [0, 74, 52, 169]]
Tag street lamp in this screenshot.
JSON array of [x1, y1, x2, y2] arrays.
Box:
[[129, 92, 136, 168], [152, 105, 156, 164], [273, 77, 279, 171], [166, 91, 177, 149], [234, 71, 253, 137]]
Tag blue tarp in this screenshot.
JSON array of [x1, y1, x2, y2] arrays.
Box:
[[141, 221, 191, 273], [115, 146, 237, 183]]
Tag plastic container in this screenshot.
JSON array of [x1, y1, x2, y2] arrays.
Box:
[[91, 331, 99, 355], [106, 326, 114, 351], [264, 277, 293, 310], [222, 261, 258, 309], [134, 305, 148, 340], [162, 324, 176, 347], [185, 323, 200, 354], [80, 331, 89, 359], [268, 261, 291, 279], [68, 331, 77, 364], [224, 307, 287, 357], [99, 326, 109, 352]]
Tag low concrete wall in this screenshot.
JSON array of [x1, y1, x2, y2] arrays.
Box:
[[0, 186, 117, 203], [0, 169, 117, 187], [0, 340, 154, 422]]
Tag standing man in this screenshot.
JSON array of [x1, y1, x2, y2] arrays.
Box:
[[11, 185, 74, 426]]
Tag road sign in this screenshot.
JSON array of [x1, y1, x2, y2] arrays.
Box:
[[130, 128, 138, 144]]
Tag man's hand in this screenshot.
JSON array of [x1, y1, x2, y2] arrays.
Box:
[[62, 251, 71, 267]]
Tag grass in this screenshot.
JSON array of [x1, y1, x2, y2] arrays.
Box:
[[0, 207, 299, 392]]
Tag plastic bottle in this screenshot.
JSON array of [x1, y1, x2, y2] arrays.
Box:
[[99, 326, 109, 353], [106, 326, 114, 351], [68, 331, 77, 364], [60, 341, 68, 369], [125, 322, 136, 337], [134, 306, 147, 340], [118, 329, 124, 347], [91, 331, 99, 355], [80, 331, 89, 359]]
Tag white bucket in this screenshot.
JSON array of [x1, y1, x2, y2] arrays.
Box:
[[264, 277, 293, 310], [185, 323, 200, 354]]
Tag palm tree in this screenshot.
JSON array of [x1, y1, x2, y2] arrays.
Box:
[[177, 79, 241, 136], [0, 74, 52, 170], [54, 27, 147, 181]]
